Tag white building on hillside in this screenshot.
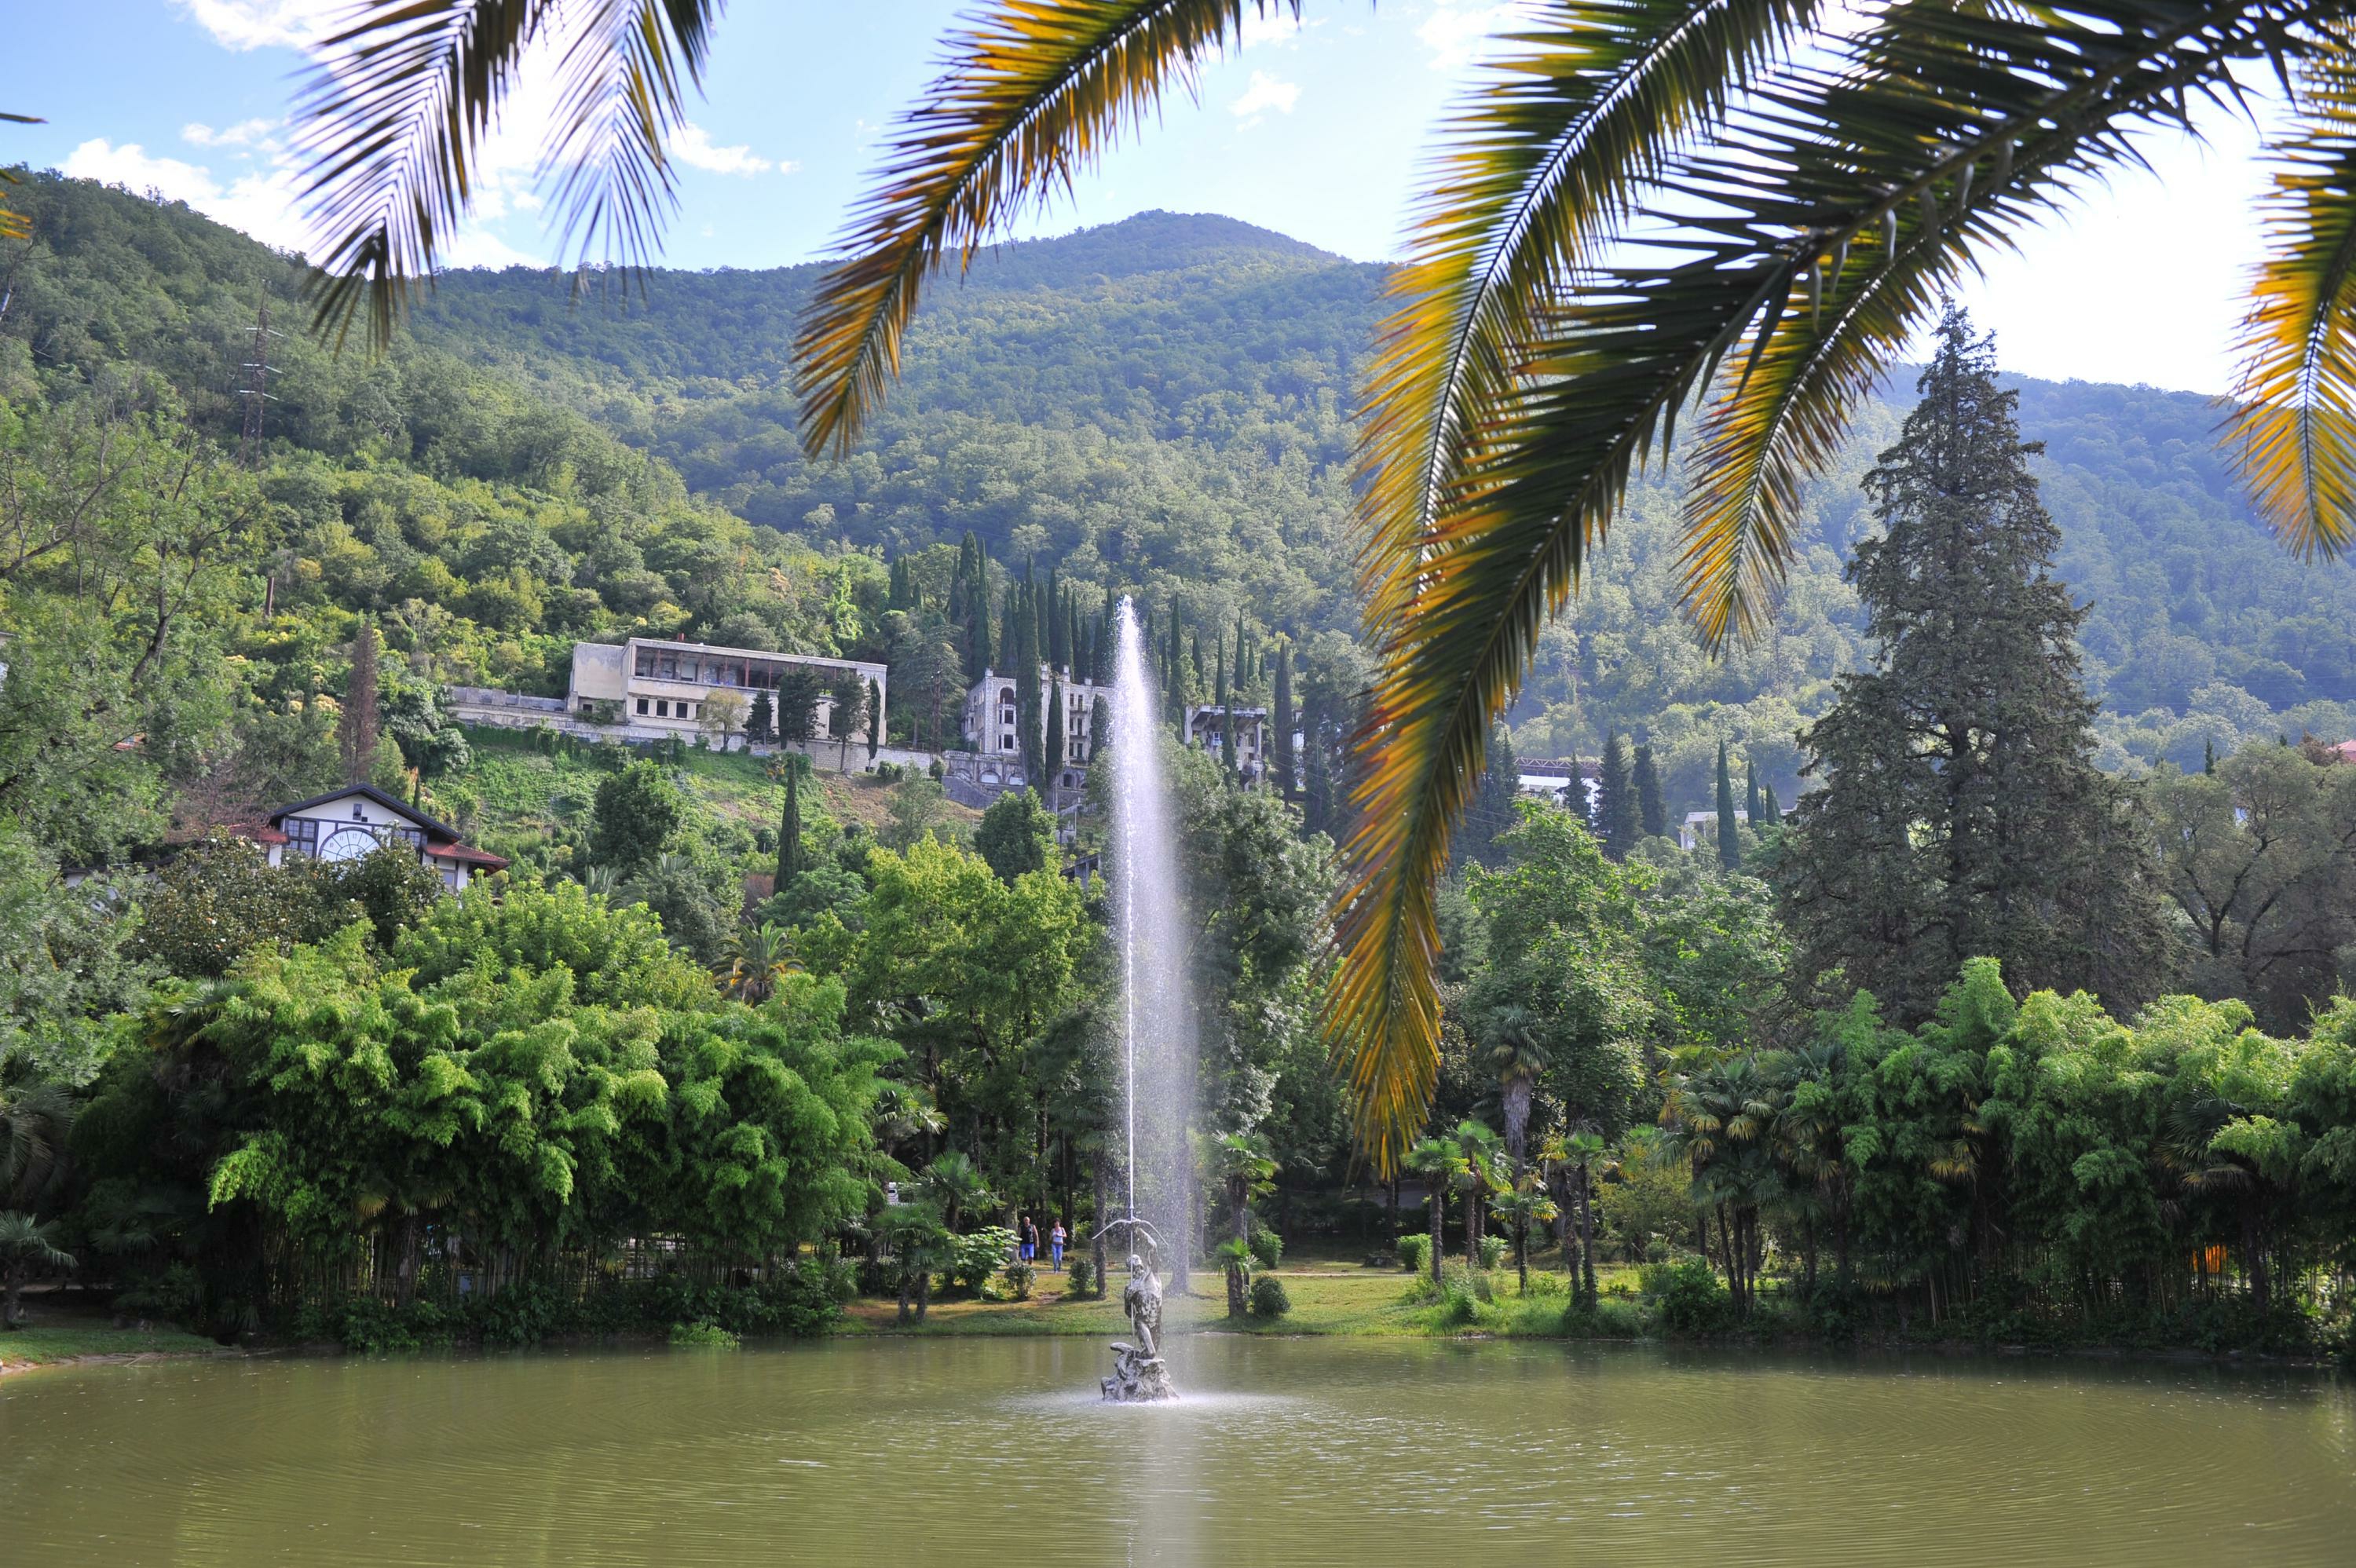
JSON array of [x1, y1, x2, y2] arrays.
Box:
[[960, 666, 1109, 797], [567, 637, 886, 748], [1185, 704, 1270, 784]]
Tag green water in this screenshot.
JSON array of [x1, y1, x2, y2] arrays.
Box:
[[2, 1336, 2350, 1566]]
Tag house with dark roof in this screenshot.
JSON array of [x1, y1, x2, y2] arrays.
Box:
[[257, 784, 507, 891]]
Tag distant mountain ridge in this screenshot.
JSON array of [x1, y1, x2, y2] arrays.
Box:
[[9, 174, 2353, 813]]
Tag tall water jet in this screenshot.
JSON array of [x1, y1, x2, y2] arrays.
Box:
[[1101, 596, 1192, 1403]]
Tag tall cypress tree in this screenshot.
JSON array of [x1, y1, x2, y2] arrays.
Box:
[[1745, 757, 1762, 826], [777, 761, 803, 890], [1465, 721, 1520, 865], [1014, 584, 1044, 785], [1715, 741, 1741, 869], [1216, 647, 1238, 783], [1775, 305, 2168, 1021], [339, 620, 381, 784], [1303, 691, 1333, 835], [1597, 732, 1637, 858], [1045, 673, 1066, 797], [1632, 742, 1666, 840], [1761, 780, 1782, 827], [1271, 641, 1297, 796]]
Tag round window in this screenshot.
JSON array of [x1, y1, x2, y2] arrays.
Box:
[[319, 826, 379, 862]]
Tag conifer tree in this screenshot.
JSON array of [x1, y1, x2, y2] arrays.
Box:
[[1632, 742, 1666, 840], [748, 689, 774, 746], [1216, 648, 1238, 784], [339, 620, 380, 784], [1746, 758, 1762, 825], [1045, 674, 1066, 799], [1014, 585, 1043, 785], [1303, 692, 1333, 835], [1761, 780, 1782, 827], [777, 762, 803, 889], [1271, 641, 1297, 796], [1465, 722, 1520, 866], [1776, 305, 2169, 1021], [1597, 732, 1637, 859], [1716, 741, 1741, 870], [867, 678, 883, 760]]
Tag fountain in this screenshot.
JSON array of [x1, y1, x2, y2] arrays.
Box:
[[1099, 598, 1193, 1403]]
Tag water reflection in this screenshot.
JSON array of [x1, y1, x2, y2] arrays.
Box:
[[2, 1336, 2349, 1566]]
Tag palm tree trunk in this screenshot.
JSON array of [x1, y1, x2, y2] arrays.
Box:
[[1429, 1191, 1443, 1285], [1575, 1170, 1598, 1305]]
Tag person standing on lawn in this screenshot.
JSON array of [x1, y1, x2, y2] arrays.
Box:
[[1050, 1219, 1066, 1270]]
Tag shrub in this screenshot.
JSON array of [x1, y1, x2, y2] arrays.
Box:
[[1001, 1259, 1037, 1301], [1248, 1276, 1292, 1318], [1478, 1234, 1508, 1270], [668, 1320, 740, 1348], [1560, 1296, 1644, 1338], [946, 1226, 1017, 1296], [1066, 1254, 1097, 1298], [1522, 1269, 1568, 1298], [1640, 1259, 1731, 1334], [1396, 1234, 1431, 1274], [1248, 1229, 1284, 1271]]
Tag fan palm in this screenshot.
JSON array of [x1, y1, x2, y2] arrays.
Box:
[[1402, 1135, 1466, 1285], [920, 1150, 996, 1234], [1, 1081, 75, 1211], [724, 919, 796, 1003], [1482, 1003, 1550, 1172], [0, 1212, 74, 1329], [1201, 1131, 1278, 1318], [292, 0, 2356, 1171]]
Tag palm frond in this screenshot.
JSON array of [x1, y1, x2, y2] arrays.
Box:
[[1329, 0, 2294, 1171], [2, 112, 46, 243], [1360, 0, 1820, 634], [794, 0, 1299, 455], [295, 0, 719, 353], [2227, 57, 2356, 558]]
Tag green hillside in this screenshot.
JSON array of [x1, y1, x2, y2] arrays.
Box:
[[7, 171, 2354, 828], [409, 210, 2356, 809]]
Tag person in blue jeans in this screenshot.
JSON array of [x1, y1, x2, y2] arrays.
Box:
[[1019, 1215, 1036, 1263], [1050, 1220, 1066, 1270]]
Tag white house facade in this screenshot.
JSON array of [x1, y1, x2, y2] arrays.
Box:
[[1184, 704, 1271, 784], [567, 637, 887, 748], [258, 784, 508, 890]]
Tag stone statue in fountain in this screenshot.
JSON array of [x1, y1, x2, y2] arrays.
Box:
[[1102, 1252, 1177, 1402]]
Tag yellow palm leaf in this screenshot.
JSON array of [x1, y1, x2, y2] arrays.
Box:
[[794, 0, 1298, 456]]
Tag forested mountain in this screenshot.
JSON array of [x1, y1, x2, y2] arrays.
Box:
[[408, 209, 2356, 811], [9, 171, 2355, 826]]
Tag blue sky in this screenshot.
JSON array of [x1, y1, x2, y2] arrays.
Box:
[[11, 1, 2284, 394]]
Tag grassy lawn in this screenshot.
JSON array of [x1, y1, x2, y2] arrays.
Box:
[[451, 725, 979, 843], [0, 1302, 224, 1372], [841, 1253, 1648, 1340]]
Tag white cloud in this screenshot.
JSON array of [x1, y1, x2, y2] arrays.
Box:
[[1242, 9, 1308, 48], [63, 138, 309, 251], [64, 139, 221, 203], [671, 122, 777, 177], [1416, 1, 1526, 72], [1230, 71, 1301, 121], [183, 119, 279, 149], [173, 0, 343, 52]]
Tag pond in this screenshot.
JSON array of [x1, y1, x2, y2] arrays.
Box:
[[3, 1336, 2351, 1566]]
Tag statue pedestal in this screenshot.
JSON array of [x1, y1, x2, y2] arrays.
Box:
[[1102, 1340, 1178, 1402]]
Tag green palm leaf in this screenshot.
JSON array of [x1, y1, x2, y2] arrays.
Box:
[[1360, 0, 1820, 635], [295, 0, 719, 352], [1330, 0, 2295, 1171], [2228, 57, 2356, 557], [793, 0, 1299, 456]]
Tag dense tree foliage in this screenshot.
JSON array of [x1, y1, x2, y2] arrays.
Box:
[[1777, 313, 2170, 1023]]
